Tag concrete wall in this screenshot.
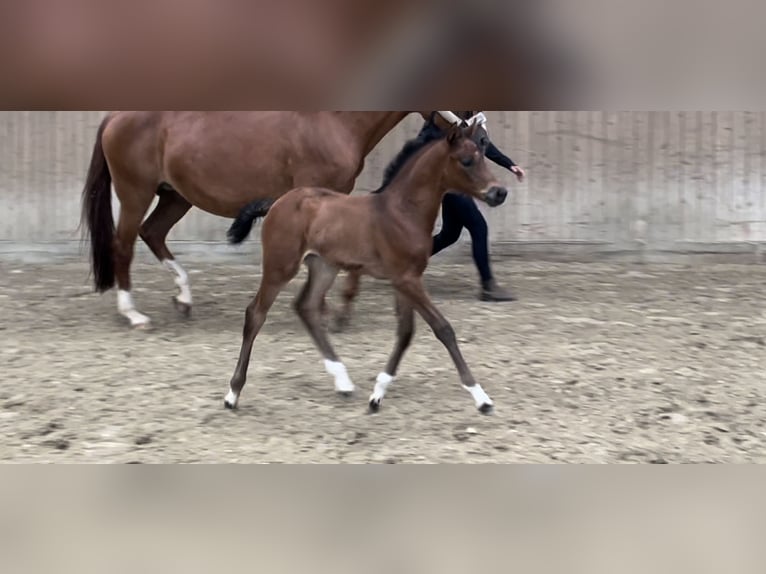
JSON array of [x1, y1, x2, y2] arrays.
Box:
[[1, 111, 765, 257]]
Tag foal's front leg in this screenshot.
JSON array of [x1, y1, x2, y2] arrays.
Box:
[[369, 293, 415, 412], [393, 277, 494, 414], [224, 278, 285, 409]]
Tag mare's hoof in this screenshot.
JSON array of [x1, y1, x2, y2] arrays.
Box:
[[132, 321, 153, 331], [478, 403, 494, 415], [336, 390, 354, 398], [224, 400, 237, 410], [173, 297, 192, 318]]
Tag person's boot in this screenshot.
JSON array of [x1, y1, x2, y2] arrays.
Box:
[[480, 279, 516, 302]]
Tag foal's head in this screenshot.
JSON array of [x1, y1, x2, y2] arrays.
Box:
[[441, 124, 508, 207]]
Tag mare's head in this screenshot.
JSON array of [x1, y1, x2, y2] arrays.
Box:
[[441, 123, 508, 207]]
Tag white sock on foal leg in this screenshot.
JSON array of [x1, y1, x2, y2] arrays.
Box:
[[324, 359, 355, 393], [224, 388, 239, 409], [463, 384, 494, 411], [117, 290, 151, 327], [369, 372, 394, 408], [162, 259, 192, 306]]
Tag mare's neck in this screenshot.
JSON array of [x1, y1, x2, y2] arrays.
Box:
[[384, 140, 450, 234], [337, 112, 411, 157]]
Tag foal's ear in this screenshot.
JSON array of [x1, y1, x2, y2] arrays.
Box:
[[446, 123, 463, 146]]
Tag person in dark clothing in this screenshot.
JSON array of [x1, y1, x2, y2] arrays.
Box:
[[373, 111, 524, 301], [427, 112, 525, 301]]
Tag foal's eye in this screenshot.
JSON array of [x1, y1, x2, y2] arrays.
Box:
[[480, 137, 489, 148], [460, 157, 474, 168]]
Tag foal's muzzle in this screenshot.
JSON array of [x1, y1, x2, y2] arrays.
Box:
[[484, 186, 508, 207]]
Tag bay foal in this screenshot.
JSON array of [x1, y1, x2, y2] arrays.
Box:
[[224, 123, 509, 414]]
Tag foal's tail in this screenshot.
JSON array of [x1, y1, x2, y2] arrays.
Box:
[[227, 198, 276, 244], [80, 116, 116, 293]]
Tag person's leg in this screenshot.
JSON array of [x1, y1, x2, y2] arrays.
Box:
[[461, 198, 516, 302], [432, 193, 465, 255], [461, 199, 493, 283]]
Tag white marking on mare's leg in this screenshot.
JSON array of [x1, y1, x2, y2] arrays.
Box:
[[324, 359, 355, 393], [463, 384, 494, 410], [117, 290, 151, 327], [369, 372, 394, 407], [162, 259, 192, 305]]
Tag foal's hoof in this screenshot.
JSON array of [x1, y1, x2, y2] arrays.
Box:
[[173, 297, 192, 318], [368, 398, 381, 413], [333, 378, 355, 396], [478, 403, 494, 415], [132, 321, 153, 331], [223, 390, 239, 410]]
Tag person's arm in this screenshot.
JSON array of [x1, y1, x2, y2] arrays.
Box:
[[485, 141, 525, 182], [485, 141, 515, 169]]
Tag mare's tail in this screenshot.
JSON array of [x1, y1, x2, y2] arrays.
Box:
[[227, 198, 276, 244], [79, 116, 116, 293]]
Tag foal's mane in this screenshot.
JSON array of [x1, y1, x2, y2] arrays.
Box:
[[371, 121, 449, 194]]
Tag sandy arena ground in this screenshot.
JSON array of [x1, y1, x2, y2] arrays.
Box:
[[0, 257, 764, 463]]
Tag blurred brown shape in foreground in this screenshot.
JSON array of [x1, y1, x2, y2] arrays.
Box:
[[1, 468, 765, 574], [0, 0, 584, 109], [2, 0, 765, 111]]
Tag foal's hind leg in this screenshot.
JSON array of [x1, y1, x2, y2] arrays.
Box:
[[369, 293, 415, 412], [139, 187, 193, 316], [294, 255, 354, 394], [393, 275, 494, 414], [330, 271, 362, 333]]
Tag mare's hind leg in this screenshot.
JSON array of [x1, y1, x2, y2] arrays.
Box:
[[139, 186, 193, 317], [393, 275, 494, 414], [369, 293, 415, 412], [294, 255, 354, 394], [113, 184, 157, 328], [330, 270, 362, 333]]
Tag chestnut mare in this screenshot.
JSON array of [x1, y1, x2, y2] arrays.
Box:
[[223, 123, 509, 414], [81, 111, 477, 328]]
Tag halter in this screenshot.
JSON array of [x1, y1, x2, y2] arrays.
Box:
[[436, 111, 488, 129]]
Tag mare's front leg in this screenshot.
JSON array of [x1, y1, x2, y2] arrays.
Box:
[[393, 276, 494, 414], [295, 255, 354, 394]]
